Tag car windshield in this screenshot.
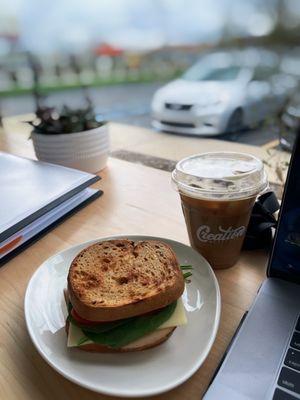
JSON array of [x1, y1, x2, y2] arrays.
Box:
[[182, 65, 241, 82]]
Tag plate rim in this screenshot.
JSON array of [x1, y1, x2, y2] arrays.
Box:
[[24, 234, 221, 397]]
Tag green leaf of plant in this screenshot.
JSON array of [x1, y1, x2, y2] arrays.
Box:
[[26, 104, 105, 134]]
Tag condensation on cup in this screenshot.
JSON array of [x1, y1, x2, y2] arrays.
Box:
[[172, 152, 268, 269]]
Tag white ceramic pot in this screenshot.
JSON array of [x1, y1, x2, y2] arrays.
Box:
[[31, 124, 109, 173]]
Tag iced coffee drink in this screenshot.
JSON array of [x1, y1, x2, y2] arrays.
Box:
[[172, 152, 268, 269]]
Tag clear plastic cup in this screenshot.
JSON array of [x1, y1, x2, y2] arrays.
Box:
[[172, 152, 268, 269]]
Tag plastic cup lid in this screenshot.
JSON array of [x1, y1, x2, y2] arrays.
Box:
[[172, 152, 268, 200]]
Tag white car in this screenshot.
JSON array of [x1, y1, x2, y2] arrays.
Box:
[[151, 51, 297, 136]]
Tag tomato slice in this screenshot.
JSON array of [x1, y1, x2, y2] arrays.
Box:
[[70, 309, 106, 326], [70, 306, 165, 327]]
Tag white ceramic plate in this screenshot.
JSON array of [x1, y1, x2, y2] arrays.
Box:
[[25, 235, 221, 398]]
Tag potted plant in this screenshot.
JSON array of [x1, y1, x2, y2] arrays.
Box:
[[28, 104, 109, 173]]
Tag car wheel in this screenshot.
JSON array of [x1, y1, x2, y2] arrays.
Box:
[[226, 108, 244, 133]]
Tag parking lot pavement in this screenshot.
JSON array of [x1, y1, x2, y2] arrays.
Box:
[[0, 81, 279, 147]]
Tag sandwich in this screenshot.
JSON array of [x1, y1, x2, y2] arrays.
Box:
[[65, 239, 187, 352]]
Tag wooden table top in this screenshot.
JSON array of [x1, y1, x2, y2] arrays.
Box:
[[0, 123, 269, 400]]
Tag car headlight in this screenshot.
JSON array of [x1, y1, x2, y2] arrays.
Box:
[[195, 100, 227, 115]]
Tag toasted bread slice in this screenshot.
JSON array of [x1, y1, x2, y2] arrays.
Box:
[[66, 321, 175, 353], [68, 239, 184, 321]]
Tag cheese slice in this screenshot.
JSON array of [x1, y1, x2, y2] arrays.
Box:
[[68, 322, 92, 347], [67, 298, 187, 347], [159, 298, 187, 329]]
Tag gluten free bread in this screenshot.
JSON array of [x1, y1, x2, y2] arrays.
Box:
[[68, 239, 184, 321]]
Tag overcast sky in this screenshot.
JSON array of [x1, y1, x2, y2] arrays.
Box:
[[0, 0, 300, 53]]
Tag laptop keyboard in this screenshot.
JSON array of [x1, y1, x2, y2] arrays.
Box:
[[273, 315, 300, 399]]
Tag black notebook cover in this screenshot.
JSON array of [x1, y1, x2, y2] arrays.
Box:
[[0, 152, 100, 242]]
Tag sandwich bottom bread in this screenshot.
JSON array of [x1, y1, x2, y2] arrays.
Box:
[[65, 239, 187, 352]]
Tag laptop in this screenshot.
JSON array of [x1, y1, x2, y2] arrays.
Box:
[[204, 134, 300, 400]]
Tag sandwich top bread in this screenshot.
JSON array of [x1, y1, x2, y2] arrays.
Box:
[[65, 239, 187, 352], [68, 239, 184, 321]]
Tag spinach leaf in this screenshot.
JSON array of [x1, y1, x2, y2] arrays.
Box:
[[82, 301, 177, 348]]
